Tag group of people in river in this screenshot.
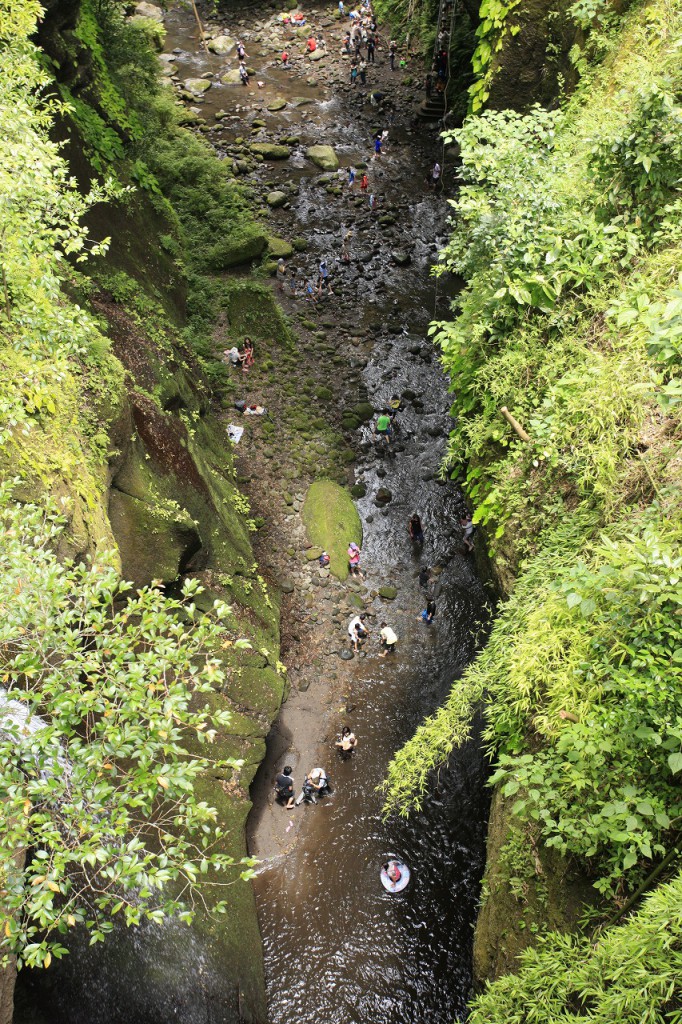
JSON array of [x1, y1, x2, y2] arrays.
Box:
[[262, 0, 464, 894]]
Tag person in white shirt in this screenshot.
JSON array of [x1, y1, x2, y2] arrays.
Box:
[[379, 622, 398, 657], [348, 613, 370, 652]]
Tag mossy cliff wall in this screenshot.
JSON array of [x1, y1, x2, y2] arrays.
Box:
[[2, 2, 286, 1021], [383, 0, 682, 1012]]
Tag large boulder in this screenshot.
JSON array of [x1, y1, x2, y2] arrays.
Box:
[[135, 1, 163, 19], [208, 34, 234, 54], [306, 144, 339, 171], [267, 97, 287, 111], [183, 78, 211, 95], [249, 142, 290, 160], [266, 191, 288, 208], [267, 237, 294, 257]]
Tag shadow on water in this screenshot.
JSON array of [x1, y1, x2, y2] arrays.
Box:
[[15, 3, 493, 1021], [248, 290, 493, 1024]]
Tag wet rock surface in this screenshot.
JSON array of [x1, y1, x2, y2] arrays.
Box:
[[157, 4, 492, 1024]]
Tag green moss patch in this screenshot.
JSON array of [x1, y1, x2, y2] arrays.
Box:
[[301, 479, 362, 580]]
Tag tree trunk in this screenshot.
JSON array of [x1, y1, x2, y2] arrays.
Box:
[[0, 957, 17, 1024], [0, 844, 25, 1024]]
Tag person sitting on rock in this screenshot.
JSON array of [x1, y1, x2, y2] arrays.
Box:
[[240, 337, 254, 371], [306, 35, 317, 52], [319, 550, 331, 567], [274, 766, 295, 809]]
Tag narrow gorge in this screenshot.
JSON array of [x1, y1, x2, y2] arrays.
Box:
[[1, 0, 681, 1022]]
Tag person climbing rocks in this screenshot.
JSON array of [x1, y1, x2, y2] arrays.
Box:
[[374, 133, 383, 158], [348, 613, 370, 652], [367, 34, 375, 61], [336, 726, 358, 758], [239, 60, 249, 86], [341, 229, 353, 262], [431, 161, 441, 190], [306, 34, 317, 52], [339, 0, 344, 13], [350, 62, 358, 85], [418, 599, 436, 624], [281, 49, 289, 65], [369, 193, 379, 212], [460, 516, 475, 552], [379, 622, 398, 657], [375, 411, 392, 441], [359, 172, 369, 191], [418, 565, 430, 589], [347, 165, 356, 187], [276, 257, 287, 291], [389, 39, 397, 69], [347, 541, 363, 577], [359, 58, 367, 84], [274, 766, 295, 809], [409, 513, 424, 544]]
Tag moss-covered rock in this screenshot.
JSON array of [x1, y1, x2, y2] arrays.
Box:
[[302, 479, 362, 580], [268, 236, 294, 258], [249, 142, 291, 160], [306, 144, 339, 171]]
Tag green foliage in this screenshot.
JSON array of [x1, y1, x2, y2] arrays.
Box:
[[469, 0, 521, 112], [488, 526, 682, 897], [588, 82, 682, 231], [0, 0, 124, 483], [469, 870, 682, 1023], [0, 489, 253, 968], [433, 0, 682, 561], [385, 0, 682, 916]]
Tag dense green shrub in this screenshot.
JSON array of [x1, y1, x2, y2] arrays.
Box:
[[385, 0, 682, 919], [470, 871, 682, 1023]]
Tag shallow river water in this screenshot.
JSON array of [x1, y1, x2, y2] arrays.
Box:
[[16, 3, 492, 1022]]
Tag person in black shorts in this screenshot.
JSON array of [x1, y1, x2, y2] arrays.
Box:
[[274, 766, 295, 808]]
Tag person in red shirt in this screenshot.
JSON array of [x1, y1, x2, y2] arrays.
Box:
[[281, 49, 289, 65], [306, 35, 317, 52]]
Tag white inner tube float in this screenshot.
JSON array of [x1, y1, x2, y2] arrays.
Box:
[[380, 859, 410, 893]]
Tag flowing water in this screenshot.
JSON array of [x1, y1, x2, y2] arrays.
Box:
[[16, 4, 492, 1022]]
